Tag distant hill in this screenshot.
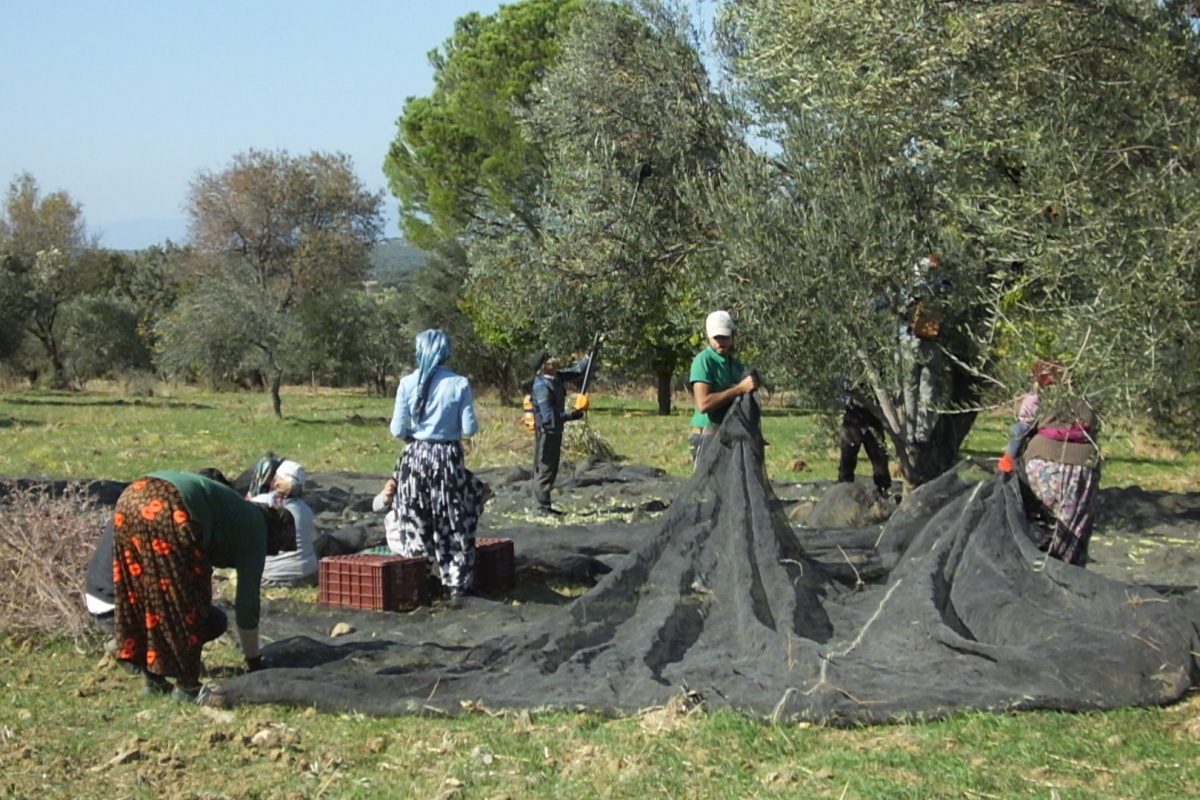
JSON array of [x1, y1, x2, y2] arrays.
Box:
[[369, 238, 427, 284], [96, 217, 188, 251]]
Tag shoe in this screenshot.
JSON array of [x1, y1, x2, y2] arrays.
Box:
[[537, 506, 564, 517], [142, 672, 172, 696], [171, 684, 211, 705]]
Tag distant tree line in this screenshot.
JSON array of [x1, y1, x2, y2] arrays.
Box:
[[7, 0, 1200, 485], [0, 153, 468, 417]]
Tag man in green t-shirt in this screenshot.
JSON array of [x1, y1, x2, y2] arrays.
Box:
[[688, 310, 758, 464]]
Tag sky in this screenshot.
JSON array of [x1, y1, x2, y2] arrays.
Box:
[[0, 0, 507, 250]]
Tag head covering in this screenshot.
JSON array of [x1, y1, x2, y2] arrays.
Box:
[[705, 310, 735, 339], [1032, 359, 1064, 388], [248, 454, 282, 498], [412, 329, 452, 419], [529, 350, 549, 373], [273, 459, 306, 496], [914, 254, 939, 279], [258, 504, 297, 556]]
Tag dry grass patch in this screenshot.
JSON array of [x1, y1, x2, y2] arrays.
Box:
[[0, 482, 101, 640]]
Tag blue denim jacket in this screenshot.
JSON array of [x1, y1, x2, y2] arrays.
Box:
[[390, 365, 479, 441]]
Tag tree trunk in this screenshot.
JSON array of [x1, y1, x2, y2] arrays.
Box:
[[890, 353, 980, 489], [656, 368, 673, 416], [46, 349, 68, 390], [893, 410, 977, 488], [270, 373, 283, 419]]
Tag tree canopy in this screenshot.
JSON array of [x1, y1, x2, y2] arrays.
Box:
[[712, 0, 1200, 480], [173, 149, 384, 415], [0, 173, 96, 387], [470, 0, 730, 413], [383, 0, 580, 247]]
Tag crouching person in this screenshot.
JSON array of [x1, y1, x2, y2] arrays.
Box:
[[249, 459, 318, 587], [86, 516, 226, 650], [112, 470, 295, 701]]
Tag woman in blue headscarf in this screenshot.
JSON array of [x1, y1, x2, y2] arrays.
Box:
[[384, 329, 488, 603]]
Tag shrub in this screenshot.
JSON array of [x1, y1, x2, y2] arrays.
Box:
[[0, 482, 100, 640]]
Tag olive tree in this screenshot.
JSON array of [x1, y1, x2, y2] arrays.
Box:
[[0, 173, 97, 387], [714, 0, 1200, 483], [469, 0, 729, 413], [176, 149, 384, 415]]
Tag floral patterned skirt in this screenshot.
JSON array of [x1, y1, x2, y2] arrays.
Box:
[[390, 440, 484, 594], [1023, 458, 1100, 566], [113, 477, 212, 686]]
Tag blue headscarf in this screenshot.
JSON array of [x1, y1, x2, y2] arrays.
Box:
[[411, 329, 451, 419]]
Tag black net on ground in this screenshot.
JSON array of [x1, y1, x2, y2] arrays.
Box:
[[214, 397, 1200, 722]]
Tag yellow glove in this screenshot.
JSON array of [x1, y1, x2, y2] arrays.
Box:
[[574, 394, 590, 412]]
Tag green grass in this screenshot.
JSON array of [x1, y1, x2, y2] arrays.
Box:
[[3, 384, 1199, 489], [2, 635, 1198, 799], [4, 383, 1200, 798]]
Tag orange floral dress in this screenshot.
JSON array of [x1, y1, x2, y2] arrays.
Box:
[[112, 476, 213, 686]]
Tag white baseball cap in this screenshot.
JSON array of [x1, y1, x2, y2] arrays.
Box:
[[705, 310, 735, 338]]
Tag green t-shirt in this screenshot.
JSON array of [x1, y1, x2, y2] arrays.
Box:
[[689, 346, 745, 429], [150, 470, 267, 630]]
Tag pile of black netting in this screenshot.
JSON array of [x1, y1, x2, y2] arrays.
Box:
[[214, 396, 1200, 723]]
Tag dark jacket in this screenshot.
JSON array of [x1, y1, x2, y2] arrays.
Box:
[[531, 357, 589, 435]]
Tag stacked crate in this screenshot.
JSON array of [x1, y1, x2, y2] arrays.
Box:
[[318, 553, 430, 611], [474, 537, 516, 593]]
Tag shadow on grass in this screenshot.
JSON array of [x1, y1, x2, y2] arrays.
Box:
[[288, 414, 391, 427], [1100, 455, 1183, 468], [593, 406, 815, 419], [3, 396, 214, 411]]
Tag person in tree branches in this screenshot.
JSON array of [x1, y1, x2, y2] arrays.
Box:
[[689, 310, 759, 465], [875, 255, 952, 444], [529, 349, 591, 516]]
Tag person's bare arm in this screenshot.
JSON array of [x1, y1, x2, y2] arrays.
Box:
[[694, 374, 758, 415]]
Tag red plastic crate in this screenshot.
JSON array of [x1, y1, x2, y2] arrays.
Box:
[[475, 538, 516, 594], [318, 554, 430, 611]]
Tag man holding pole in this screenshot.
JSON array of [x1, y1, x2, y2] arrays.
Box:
[[528, 339, 597, 516]]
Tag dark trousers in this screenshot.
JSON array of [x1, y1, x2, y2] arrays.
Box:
[[838, 425, 891, 492], [533, 430, 563, 509]]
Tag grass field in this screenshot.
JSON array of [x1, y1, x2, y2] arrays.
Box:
[[2, 384, 1200, 799], [3, 383, 1199, 490]]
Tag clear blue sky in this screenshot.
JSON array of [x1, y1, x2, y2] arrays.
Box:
[[0, 0, 505, 249]]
